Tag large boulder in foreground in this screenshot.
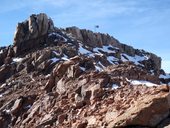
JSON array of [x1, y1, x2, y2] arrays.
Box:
[[108, 86, 170, 127], [13, 13, 54, 56]]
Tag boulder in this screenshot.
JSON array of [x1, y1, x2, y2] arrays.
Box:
[[58, 114, 67, 124], [108, 90, 170, 127], [38, 113, 56, 127], [76, 120, 88, 128], [35, 50, 52, 66], [11, 98, 23, 115], [0, 65, 14, 83]]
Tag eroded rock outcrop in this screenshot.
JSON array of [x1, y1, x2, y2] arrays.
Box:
[[13, 13, 54, 55], [0, 13, 169, 128], [66, 26, 121, 48], [66, 27, 161, 72]]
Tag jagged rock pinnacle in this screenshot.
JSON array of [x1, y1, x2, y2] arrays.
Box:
[[13, 13, 54, 55]]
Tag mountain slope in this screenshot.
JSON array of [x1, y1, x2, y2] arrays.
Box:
[[0, 13, 170, 128]]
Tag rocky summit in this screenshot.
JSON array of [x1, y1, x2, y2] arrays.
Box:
[[0, 13, 170, 128]]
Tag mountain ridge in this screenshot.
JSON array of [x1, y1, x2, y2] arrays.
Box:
[[1, 13, 161, 73], [0, 13, 170, 128]]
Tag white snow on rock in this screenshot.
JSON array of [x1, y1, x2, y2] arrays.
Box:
[[94, 61, 106, 72], [0, 83, 7, 89], [79, 44, 91, 54], [94, 53, 104, 56], [94, 62, 103, 71], [5, 109, 10, 113], [66, 33, 75, 40], [0, 50, 3, 54], [45, 74, 51, 78], [13, 58, 24, 62], [24, 105, 32, 109], [112, 84, 119, 89], [61, 54, 69, 61], [107, 56, 119, 64], [53, 51, 60, 56], [150, 70, 155, 75], [93, 45, 118, 53], [62, 57, 69, 61], [88, 53, 95, 58], [0, 94, 3, 98], [130, 80, 158, 87], [50, 58, 60, 63], [159, 74, 170, 79], [98, 62, 105, 68], [80, 66, 86, 71], [48, 32, 68, 42], [121, 53, 148, 65], [95, 65, 103, 71]]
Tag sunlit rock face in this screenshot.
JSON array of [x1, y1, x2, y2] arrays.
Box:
[[0, 13, 169, 128], [13, 13, 54, 55]]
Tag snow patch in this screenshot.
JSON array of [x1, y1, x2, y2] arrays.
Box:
[[93, 45, 118, 53], [159, 74, 170, 79], [0, 50, 3, 54], [24, 105, 32, 109], [50, 58, 59, 63], [94, 62, 105, 72], [112, 84, 119, 89], [6, 109, 10, 113], [150, 70, 155, 75], [61, 54, 69, 61], [80, 66, 86, 71], [0, 94, 3, 98], [130, 80, 157, 87], [0, 83, 7, 89], [95, 65, 102, 71], [94, 53, 104, 56], [3, 109, 10, 113], [94, 63, 103, 71], [45, 74, 51, 78], [53, 51, 60, 56], [79, 44, 91, 54], [107, 56, 119, 64], [121, 54, 148, 65], [13, 57, 23, 62], [88, 53, 95, 58], [98, 62, 105, 68], [48, 32, 68, 42], [66, 33, 75, 39], [95, 64, 103, 72]]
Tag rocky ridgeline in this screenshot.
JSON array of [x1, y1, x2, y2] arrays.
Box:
[[0, 13, 170, 128], [65, 26, 161, 71]]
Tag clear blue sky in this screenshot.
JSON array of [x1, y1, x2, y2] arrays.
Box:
[[0, 0, 170, 72]]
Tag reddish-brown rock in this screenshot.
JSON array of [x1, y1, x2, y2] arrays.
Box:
[[0, 13, 168, 128]]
